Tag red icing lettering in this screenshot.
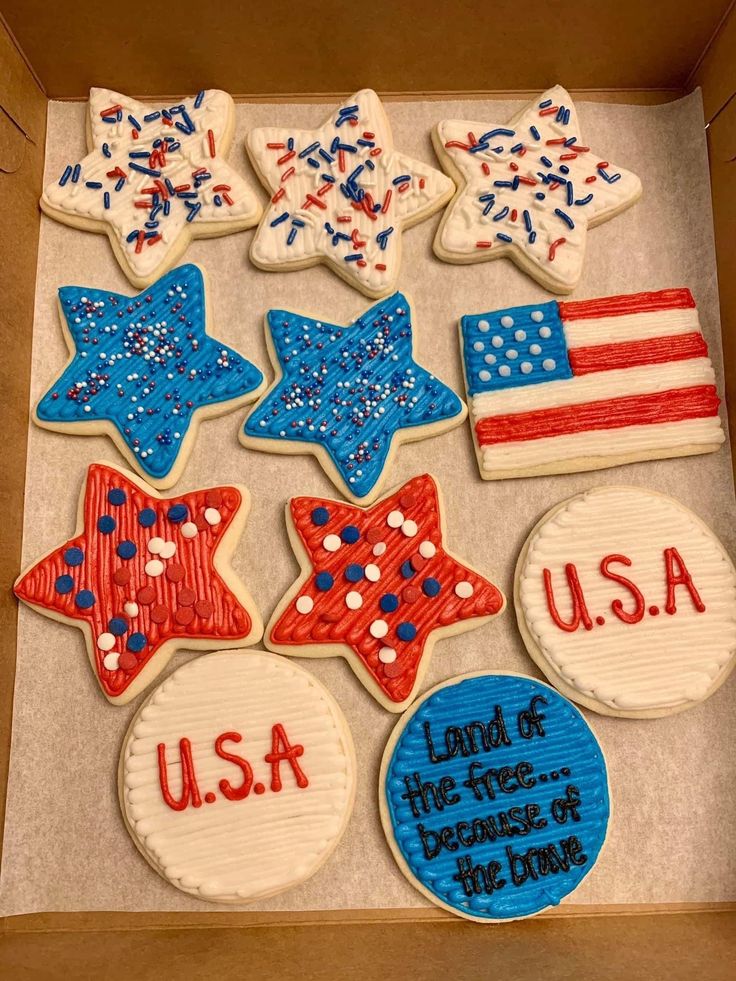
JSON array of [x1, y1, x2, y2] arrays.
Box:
[[265, 723, 308, 792], [664, 547, 705, 615], [157, 738, 202, 811], [600, 554, 645, 624], [543, 565, 593, 633], [214, 731, 253, 801]]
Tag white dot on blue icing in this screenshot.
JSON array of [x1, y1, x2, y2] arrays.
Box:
[[529, 343, 542, 356], [473, 341, 484, 352], [498, 365, 511, 377], [531, 310, 544, 323], [477, 320, 490, 333], [543, 358, 556, 371], [491, 336, 503, 348], [478, 369, 491, 382], [484, 354, 496, 365], [539, 326, 552, 339], [500, 315, 514, 328], [506, 349, 518, 360], [520, 362, 533, 374]]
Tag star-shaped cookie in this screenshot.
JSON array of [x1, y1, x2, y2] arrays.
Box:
[[433, 86, 642, 293], [41, 88, 262, 287], [240, 293, 466, 504], [265, 474, 505, 711], [34, 264, 264, 489], [14, 462, 263, 704], [246, 90, 455, 297]]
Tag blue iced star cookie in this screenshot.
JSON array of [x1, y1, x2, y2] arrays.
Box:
[[35, 264, 264, 488], [241, 293, 466, 503]]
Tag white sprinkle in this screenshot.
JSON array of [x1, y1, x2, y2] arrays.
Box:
[[379, 646, 397, 664], [387, 510, 404, 528], [455, 581, 474, 598], [323, 533, 341, 552], [145, 559, 164, 577], [204, 508, 221, 526], [147, 537, 164, 555], [296, 595, 314, 615], [181, 522, 198, 539], [370, 619, 389, 639], [97, 632, 116, 651], [506, 348, 518, 360], [419, 540, 436, 558], [159, 541, 176, 559], [103, 651, 120, 671], [373, 542, 387, 557], [124, 601, 139, 618], [365, 564, 381, 582], [345, 591, 363, 610], [401, 519, 418, 538]]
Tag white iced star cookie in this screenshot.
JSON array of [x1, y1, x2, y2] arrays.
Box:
[[433, 86, 642, 294], [41, 88, 262, 288], [246, 90, 455, 298]]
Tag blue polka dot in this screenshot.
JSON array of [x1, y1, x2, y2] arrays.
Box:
[[97, 515, 116, 534], [315, 572, 334, 591], [64, 547, 84, 567], [341, 525, 360, 544], [75, 590, 95, 609], [311, 507, 330, 526], [345, 564, 364, 582], [401, 560, 415, 579], [109, 617, 128, 636], [138, 508, 156, 527], [380, 593, 399, 613], [167, 504, 188, 523], [397, 621, 417, 642], [108, 488, 126, 506], [127, 632, 147, 653], [117, 540, 136, 560], [55, 575, 74, 594], [422, 578, 441, 597]]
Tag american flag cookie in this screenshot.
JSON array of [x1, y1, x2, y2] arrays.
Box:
[[433, 86, 642, 293], [265, 474, 506, 712], [245, 90, 455, 298], [41, 89, 262, 288], [460, 288, 724, 480]]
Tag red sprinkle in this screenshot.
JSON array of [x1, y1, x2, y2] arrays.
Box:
[[369, 147, 382, 157], [381, 188, 392, 214], [510, 209, 517, 222], [481, 162, 490, 175], [267, 142, 286, 149], [338, 149, 346, 173], [548, 237, 567, 262], [560, 153, 577, 161], [281, 166, 296, 182], [585, 175, 597, 183], [598, 161, 609, 169], [337, 215, 352, 223], [444, 140, 471, 150], [539, 106, 560, 116], [375, 263, 386, 271], [304, 193, 326, 210], [277, 150, 295, 165], [476, 241, 492, 249], [272, 188, 285, 203], [147, 234, 162, 247], [546, 138, 567, 145]]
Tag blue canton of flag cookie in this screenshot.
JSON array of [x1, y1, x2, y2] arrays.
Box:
[[34, 264, 265, 489], [241, 293, 466, 504]]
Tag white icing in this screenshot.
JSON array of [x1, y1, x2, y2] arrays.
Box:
[[563, 307, 700, 347], [121, 651, 355, 903], [518, 487, 736, 712]]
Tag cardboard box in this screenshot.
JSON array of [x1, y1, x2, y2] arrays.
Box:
[[0, 2, 734, 976]]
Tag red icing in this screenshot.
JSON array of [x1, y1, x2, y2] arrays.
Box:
[[599, 554, 645, 624], [543, 564, 594, 633], [214, 731, 254, 801], [664, 547, 705, 615], [158, 738, 202, 811], [268, 475, 504, 704], [14, 463, 253, 700], [265, 723, 308, 792], [559, 288, 696, 321], [569, 332, 708, 376]]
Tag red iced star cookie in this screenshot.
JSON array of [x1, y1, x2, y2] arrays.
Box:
[[266, 474, 505, 711], [14, 462, 262, 704]]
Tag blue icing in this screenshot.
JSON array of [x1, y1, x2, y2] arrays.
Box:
[[461, 301, 572, 395], [36, 264, 264, 481], [383, 674, 609, 921], [244, 293, 463, 498]]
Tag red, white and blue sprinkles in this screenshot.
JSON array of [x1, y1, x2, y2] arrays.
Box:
[[434, 85, 641, 292], [242, 293, 465, 503], [247, 89, 454, 297], [35, 265, 264, 487], [42, 88, 261, 287]]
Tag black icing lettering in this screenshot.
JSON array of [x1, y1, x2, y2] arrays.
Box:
[[453, 856, 506, 897]]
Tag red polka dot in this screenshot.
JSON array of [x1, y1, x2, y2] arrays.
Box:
[[166, 563, 185, 583], [384, 658, 405, 678], [137, 585, 156, 605], [178, 587, 196, 606], [113, 567, 131, 586], [195, 513, 209, 531], [254, 783, 265, 795], [402, 586, 420, 603], [649, 606, 659, 616], [366, 527, 382, 544], [175, 606, 195, 626], [400, 492, 416, 509], [596, 616, 605, 626], [204, 792, 216, 804], [195, 599, 214, 618], [410, 554, 427, 572], [205, 489, 223, 508], [118, 651, 138, 671], [151, 604, 169, 624], [320, 611, 341, 623]]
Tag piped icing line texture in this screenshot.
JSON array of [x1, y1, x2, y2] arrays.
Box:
[[380, 672, 610, 922], [120, 650, 356, 903], [246, 89, 455, 297], [34, 264, 265, 489], [459, 288, 724, 480], [265, 474, 505, 712], [433, 85, 642, 293], [13, 462, 263, 705], [241, 292, 466, 504], [515, 486, 736, 718], [41, 88, 261, 288]]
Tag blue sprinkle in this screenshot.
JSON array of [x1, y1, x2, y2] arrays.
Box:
[[539, 98, 552, 108], [194, 90, 205, 108], [106, 489, 124, 507], [185, 201, 201, 222], [109, 617, 128, 636], [163, 200, 171, 215], [357, 138, 374, 147], [598, 168, 621, 184], [127, 632, 147, 653], [401, 560, 415, 579], [347, 164, 364, 185], [548, 174, 568, 185], [376, 227, 394, 250], [392, 175, 411, 186], [341, 525, 360, 544], [286, 227, 298, 245], [344, 254, 363, 262], [144, 111, 161, 122], [529, 230, 537, 244], [102, 143, 111, 158], [338, 104, 359, 115], [479, 128, 515, 142], [482, 200, 494, 217], [493, 180, 514, 188], [127, 114, 142, 130], [175, 121, 193, 135], [288, 137, 295, 151], [492, 206, 510, 222], [496, 233, 513, 243], [321, 173, 336, 184], [530, 125, 541, 141], [554, 208, 575, 229], [307, 158, 320, 168], [126, 230, 139, 243], [575, 193, 594, 206], [345, 564, 364, 583], [397, 622, 417, 642], [381, 594, 400, 613], [64, 547, 84, 567], [162, 109, 172, 120], [138, 508, 156, 527], [564, 108, 571, 125], [559, 164, 570, 175], [365, 159, 375, 171], [556, 106, 565, 123], [117, 540, 136, 560], [165, 178, 175, 194], [298, 141, 320, 158], [510, 142, 523, 153], [319, 148, 335, 164], [337, 142, 357, 153], [55, 575, 74, 595], [97, 515, 116, 534], [103, 192, 110, 210], [565, 137, 577, 147], [316, 572, 334, 591], [71, 164, 81, 183], [213, 195, 222, 207], [128, 151, 152, 158], [85, 181, 103, 189], [129, 162, 161, 178], [523, 209, 532, 232], [311, 507, 330, 526], [541, 156, 553, 168], [167, 504, 188, 523], [567, 182, 574, 206], [115, 178, 125, 192], [422, 578, 441, 597], [270, 211, 290, 227], [330, 136, 340, 154], [535, 192, 546, 200], [75, 590, 95, 610]]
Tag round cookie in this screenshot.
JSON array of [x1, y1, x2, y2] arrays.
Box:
[[515, 486, 736, 717], [120, 650, 356, 903], [380, 672, 610, 922]]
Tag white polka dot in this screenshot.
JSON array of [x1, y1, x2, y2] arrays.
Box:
[[491, 335, 503, 348], [506, 349, 518, 360], [401, 519, 418, 538], [478, 369, 491, 382], [296, 595, 314, 614], [97, 632, 115, 651], [204, 508, 221, 526], [498, 365, 512, 377], [365, 564, 381, 582], [529, 343, 542, 356], [373, 542, 387, 556], [520, 362, 533, 374], [455, 581, 474, 598], [323, 533, 341, 552], [159, 541, 176, 559], [477, 319, 490, 333], [500, 315, 514, 328], [514, 330, 527, 342], [379, 646, 397, 664], [539, 326, 552, 339], [387, 510, 404, 528], [124, 601, 139, 618], [473, 341, 484, 352], [419, 540, 436, 559], [531, 310, 544, 323], [370, 619, 389, 639], [103, 651, 120, 671], [484, 354, 496, 365], [181, 522, 198, 539], [145, 559, 164, 577], [345, 591, 363, 610], [542, 358, 556, 371], [148, 537, 164, 554]]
